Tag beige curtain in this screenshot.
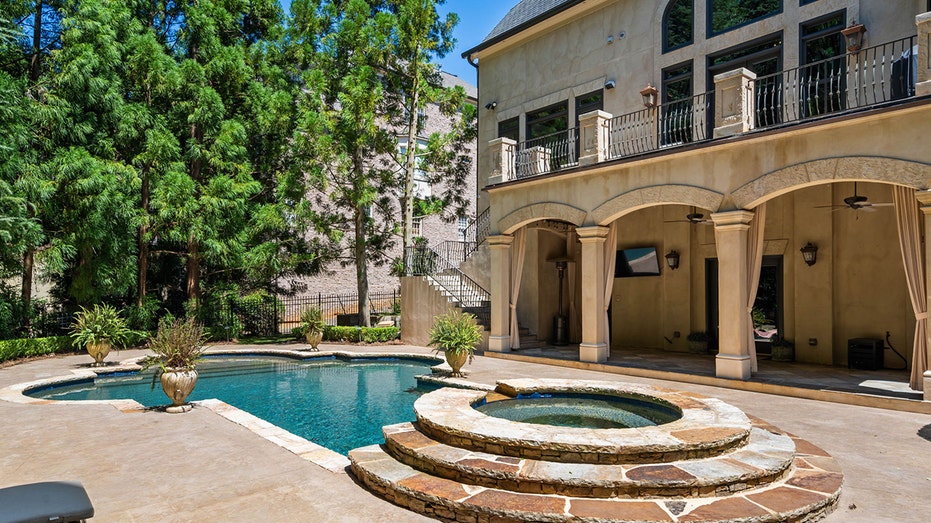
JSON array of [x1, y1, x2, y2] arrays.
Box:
[[603, 222, 619, 346], [509, 227, 527, 349], [567, 230, 581, 342], [893, 186, 927, 391], [745, 204, 767, 373]]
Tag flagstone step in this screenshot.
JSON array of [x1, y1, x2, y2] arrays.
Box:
[[413, 383, 753, 464], [349, 441, 842, 523], [381, 419, 795, 499]]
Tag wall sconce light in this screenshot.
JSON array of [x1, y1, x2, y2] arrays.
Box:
[[665, 250, 680, 270], [841, 21, 866, 52], [484, 101, 497, 110], [640, 83, 658, 107], [604, 79, 616, 90], [800, 242, 818, 266]]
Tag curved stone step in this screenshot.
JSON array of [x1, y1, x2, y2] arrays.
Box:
[[349, 439, 842, 523], [413, 382, 752, 464], [382, 419, 795, 498]]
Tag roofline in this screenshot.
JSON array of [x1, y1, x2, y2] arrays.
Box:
[[460, 0, 587, 61]]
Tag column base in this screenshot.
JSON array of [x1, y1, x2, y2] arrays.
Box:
[[924, 371, 931, 402], [715, 354, 752, 380], [487, 335, 511, 353], [579, 343, 608, 362]]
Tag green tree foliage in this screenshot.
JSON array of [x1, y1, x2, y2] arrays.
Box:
[[383, 0, 475, 258], [291, 0, 398, 327]]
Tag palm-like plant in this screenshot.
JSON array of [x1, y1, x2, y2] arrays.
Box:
[[429, 311, 481, 376], [70, 304, 131, 348], [140, 317, 206, 372]]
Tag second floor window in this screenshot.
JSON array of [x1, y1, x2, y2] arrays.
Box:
[[526, 101, 568, 140], [398, 138, 431, 198], [498, 117, 519, 141], [664, 0, 693, 52], [710, 0, 781, 36], [412, 216, 423, 237], [458, 216, 468, 241]]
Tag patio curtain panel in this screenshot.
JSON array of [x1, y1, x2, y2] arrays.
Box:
[[568, 230, 581, 342], [746, 204, 767, 373], [893, 186, 927, 391], [509, 227, 527, 350], [603, 222, 619, 345]]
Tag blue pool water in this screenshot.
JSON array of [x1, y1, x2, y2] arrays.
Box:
[[28, 356, 433, 455], [475, 393, 682, 429]]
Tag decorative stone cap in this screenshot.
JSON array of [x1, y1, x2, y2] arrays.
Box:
[[413, 379, 752, 464]]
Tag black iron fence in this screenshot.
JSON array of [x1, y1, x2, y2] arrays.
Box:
[[208, 290, 401, 338]]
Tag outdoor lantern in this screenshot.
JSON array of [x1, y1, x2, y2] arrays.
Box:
[[640, 83, 658, 107], [800, 242, 818, 266], [841, 21, 866, 52], [665, 250, 680, 270]]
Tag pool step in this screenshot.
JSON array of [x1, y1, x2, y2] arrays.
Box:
[[349, 440, 842, 523], [381, 420, 795, 498]]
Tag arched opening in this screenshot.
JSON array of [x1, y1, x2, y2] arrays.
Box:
[[663, 0, 694, 52]]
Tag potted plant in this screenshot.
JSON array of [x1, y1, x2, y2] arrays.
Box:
[[428, 311, 482, 377], [687, 331, 711, 354], [70, 304, 132, 366], [298, 306, 326, 350], [140, 317, 206, 413], [772, 337, 794, 362]]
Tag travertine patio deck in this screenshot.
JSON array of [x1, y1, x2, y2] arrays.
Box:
[[1, 342, 928, 522]]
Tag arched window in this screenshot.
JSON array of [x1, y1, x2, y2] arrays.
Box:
[[663, 0, 693, 52]]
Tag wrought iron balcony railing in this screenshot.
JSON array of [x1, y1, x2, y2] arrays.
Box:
[[488, 35, 921, 185], [755, 36, 917, 129]]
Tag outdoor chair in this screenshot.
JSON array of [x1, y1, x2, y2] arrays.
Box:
[[0, 481, 94, 523]]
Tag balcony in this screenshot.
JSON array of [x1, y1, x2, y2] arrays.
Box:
[[487, 35, 926, 186]]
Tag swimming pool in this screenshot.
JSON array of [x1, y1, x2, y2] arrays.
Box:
[[27, 356, 435, 455]]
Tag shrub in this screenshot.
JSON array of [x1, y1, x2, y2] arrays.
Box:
[[0, 336, 73, 364], [323, 325, 400, 343], [70, 304, 132, 348], [140, 317, 206, 372]]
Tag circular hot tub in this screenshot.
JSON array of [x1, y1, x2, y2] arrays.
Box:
[[474, 392, 682, 429]]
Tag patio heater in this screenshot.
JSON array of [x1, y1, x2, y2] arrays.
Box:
[[553, 259, 569, 345]]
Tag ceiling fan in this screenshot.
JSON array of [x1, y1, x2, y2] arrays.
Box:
[[816, 182, 893, 212], [666, 207, 712, 225]]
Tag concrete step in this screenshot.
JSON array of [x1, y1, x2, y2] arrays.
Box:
[[381, 420, 794, 498], [349, 441, 841, 523]]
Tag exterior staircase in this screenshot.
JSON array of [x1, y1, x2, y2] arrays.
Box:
[[406, 208, 492, 330]]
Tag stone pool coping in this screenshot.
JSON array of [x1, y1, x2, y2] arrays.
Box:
[[0, 348, 444, 473], [413, 378, 754, 464]]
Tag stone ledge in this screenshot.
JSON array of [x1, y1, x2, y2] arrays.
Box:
[[413, 379, 752, 464]]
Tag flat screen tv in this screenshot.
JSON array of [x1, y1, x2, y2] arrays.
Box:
[[615, 247, 661, 277]]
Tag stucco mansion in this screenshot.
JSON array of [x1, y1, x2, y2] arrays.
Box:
[[405, 0, 931, 399]]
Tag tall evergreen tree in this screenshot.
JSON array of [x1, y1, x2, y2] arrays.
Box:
[[291, 0, 397, 327]]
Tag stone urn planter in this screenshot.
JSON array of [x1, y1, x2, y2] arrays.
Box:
[[70, 304, 131, 367], [85, 341, 112, 367], [305, 330, 323, 350], [429, 311, 481, 378], [140, 317, 206, 414], [445, 349, 469, 376], [160, 369, 199, 413]]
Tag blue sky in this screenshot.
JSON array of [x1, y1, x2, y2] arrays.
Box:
[[278, 1, 517, 86]]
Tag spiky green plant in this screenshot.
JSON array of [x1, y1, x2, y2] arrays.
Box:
[[70, 304, 131, 348], [297, 306, 326, 336], [140, 317, 206, 372], [428, 311, 481, 364]]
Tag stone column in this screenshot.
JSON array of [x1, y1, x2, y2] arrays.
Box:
[[578, 110, 611, 166], [917, 192, 931, 400], [710, 210, 755, 380], [577, 226, 610, 362], [488, 138, 516, 185], [917, 12, 931, 97], [487, 235, 514, 352], [713, 68, 757, 138]]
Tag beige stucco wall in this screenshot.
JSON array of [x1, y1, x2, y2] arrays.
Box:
[[400, 276, 489, 350]]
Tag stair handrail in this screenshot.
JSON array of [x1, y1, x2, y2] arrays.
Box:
[[462, 207, 490, 255], [403, 245, 490, 326]]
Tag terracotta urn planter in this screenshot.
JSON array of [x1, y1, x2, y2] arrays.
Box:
[[160, 369, 198, 413], [305, 330, 323, 350], [445, 350, 469, 377], [86, 341, 112, 367]]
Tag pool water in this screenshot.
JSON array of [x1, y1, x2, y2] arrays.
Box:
[[475, 393, 682, 429], [28, 357, 433, 455]]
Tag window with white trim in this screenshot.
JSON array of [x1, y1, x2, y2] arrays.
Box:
[[412, 216, 423, 237], [398, 138, 430, 198]]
